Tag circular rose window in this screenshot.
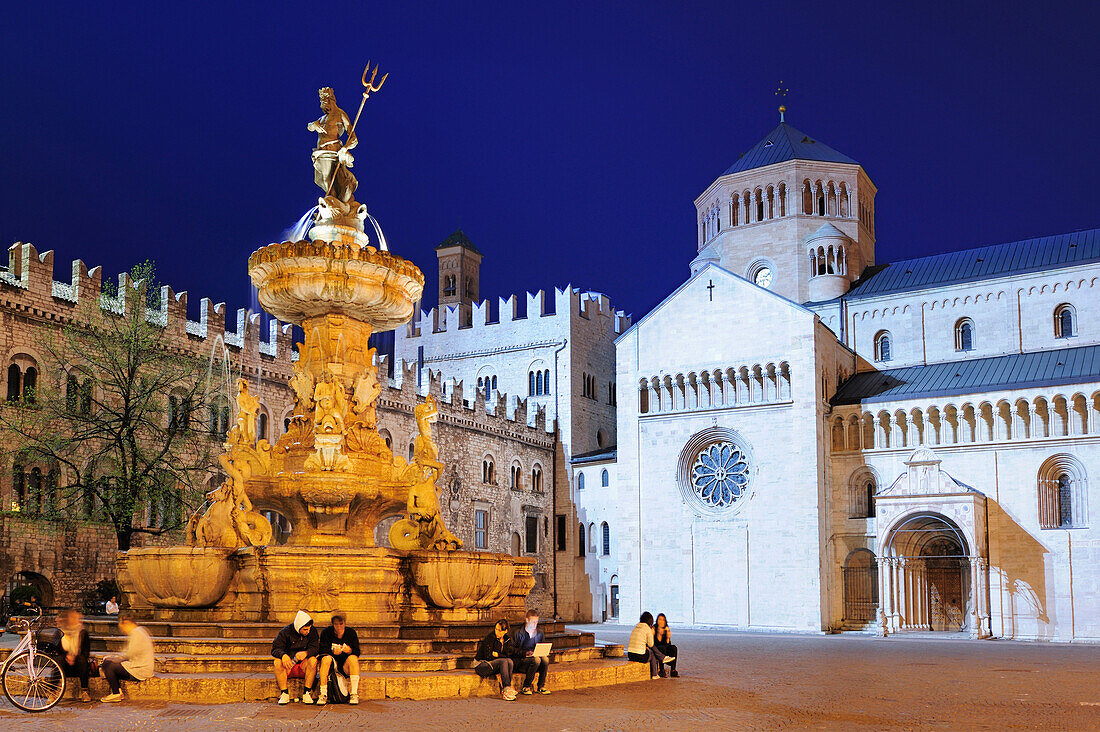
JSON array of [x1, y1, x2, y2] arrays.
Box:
[[677, 428, 755, 516]]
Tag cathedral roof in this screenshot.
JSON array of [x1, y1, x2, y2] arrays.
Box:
[[831, 343, 1100, 406], [845, 227, 1100, 300], [721, 122, 858, 176], [435, 228, 482, 255]]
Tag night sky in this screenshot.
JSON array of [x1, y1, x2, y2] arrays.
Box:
[[1, 1, 1097, 324]]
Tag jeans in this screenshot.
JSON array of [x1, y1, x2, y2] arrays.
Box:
[[474, 658, 514, 687], [627, 646, 669, 676], [655, 642, 678, 672], [59, 656, 90, 689], [101, 659, 139, 694], [517, 656, 548, 689]]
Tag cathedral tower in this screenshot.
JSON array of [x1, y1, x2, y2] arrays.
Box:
[[691, 120, 876, 303]]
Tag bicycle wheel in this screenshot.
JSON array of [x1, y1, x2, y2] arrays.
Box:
[[2, 651, 66, 712]]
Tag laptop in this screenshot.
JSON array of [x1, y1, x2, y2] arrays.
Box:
[[532, 642, 552, 659]]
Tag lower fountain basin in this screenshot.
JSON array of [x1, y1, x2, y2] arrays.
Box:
[[124, 547, 237, 608], [407, 550, 516, 609]]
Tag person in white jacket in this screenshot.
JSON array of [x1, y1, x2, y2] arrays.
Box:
[[100, 613, 155, 702]]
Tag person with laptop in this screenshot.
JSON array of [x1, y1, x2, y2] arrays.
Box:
[[512, 609, 551, 695]]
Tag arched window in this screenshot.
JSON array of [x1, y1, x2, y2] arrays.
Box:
[[408, 442, 415, 462], [536, 371, 543, 396], [600, 469, 609, 487], [7, 363, 22, 402], [531, 465, 543, 492], [543, 369, 551, 395], [22, 366, 36, 403], [578, 523, 585, 557], [1038, 454, 1088, 529], [577, 472, 585, 491], [874, 331, 892, 362], [510, 462, 522, 489], [443, 275, 456, 296], [258, 412, 269, 441], [601, 522, 610, 556], [848, 468, 877, 519], [955, 319, 974, 352], [379, 429, 392, 450], [482, 457, 495, 484], [529, 371, 535, 396], [1055, 304, 1076, 339], [492, 376, 498, 393]]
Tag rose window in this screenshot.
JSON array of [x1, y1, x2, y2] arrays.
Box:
[[690, 441, 750, 509]]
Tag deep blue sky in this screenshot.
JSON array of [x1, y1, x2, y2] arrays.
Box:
[[1, 1, 1096, 323]]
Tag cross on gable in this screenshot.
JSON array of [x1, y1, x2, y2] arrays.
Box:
[[706, 280, 716, 301]]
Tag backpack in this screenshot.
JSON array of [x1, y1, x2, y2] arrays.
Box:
[[325, 665, 350, 704]]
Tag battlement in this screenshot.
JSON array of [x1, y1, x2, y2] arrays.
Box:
[[406, 285, 630, 338], [1, 242, 295, 367], [378, 356, 550, 438]]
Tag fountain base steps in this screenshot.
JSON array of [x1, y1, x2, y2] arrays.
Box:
[[49, 660, 649, 703]]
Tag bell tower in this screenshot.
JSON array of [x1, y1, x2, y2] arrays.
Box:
[[435, 229, 483, 319]]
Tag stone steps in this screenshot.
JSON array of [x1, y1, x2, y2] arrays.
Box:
[[155, 652, 460, 674], [53, 659, 650, 702], [85, 620, 403, 640], [94, 636, 436, 656]]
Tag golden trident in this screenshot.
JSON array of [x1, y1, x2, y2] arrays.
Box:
[[325, 62, 389, 197]]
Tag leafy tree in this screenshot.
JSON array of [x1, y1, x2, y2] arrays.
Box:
[[0, 261, 233, 550]]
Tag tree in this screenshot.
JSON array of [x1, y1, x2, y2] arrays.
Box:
[[0, 261, 233, 550]]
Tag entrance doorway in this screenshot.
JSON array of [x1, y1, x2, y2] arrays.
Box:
[[842, 549, 878, 622], [609, 576, 619, 619], [882, 513, 972, 632]]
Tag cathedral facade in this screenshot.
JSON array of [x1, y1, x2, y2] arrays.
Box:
[[615, 122, 1099, 641]]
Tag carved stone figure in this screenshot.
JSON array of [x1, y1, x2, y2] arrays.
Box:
[[187, 448, 274, 548], [309, 87, 359, 216], [228, 378, 260, 446], [351, 368, 382, 429], [312, 374, 348, 435], [289, 370, 316, 413]]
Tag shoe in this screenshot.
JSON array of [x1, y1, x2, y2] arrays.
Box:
[[502, 687, 517, 701], [651, 675, 660, 680], [659, 669, 668, 678], [278, 691, 290, 705], [79, 690, 91, 703], [100, 693, 122, 703], [521, 687, 533, 695], [537, 687, 551, 695], [317, 694, 327, 706], [662, 656, 676, 664], [671, 670, 679, 678], [301, 690, 314, 705], [349, 694, 359, 705]]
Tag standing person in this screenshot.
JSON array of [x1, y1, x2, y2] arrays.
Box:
[[317, 613, 361, 706], [626, 612, 674, 680], [271, 610, 320, 705], [105, 596, 119, 615], [58, 609, 93, 702], [99, 613, 155, 702], [654, 613, 679, 678], [474, 619, 518, 701], [512, 610, 550, 695]]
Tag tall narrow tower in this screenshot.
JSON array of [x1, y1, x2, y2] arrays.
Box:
[[435, 229, 483, 316]]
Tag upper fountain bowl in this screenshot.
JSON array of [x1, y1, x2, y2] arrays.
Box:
[[248, 240, 424, 330]]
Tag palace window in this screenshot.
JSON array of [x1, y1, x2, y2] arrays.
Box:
[[6, 356, 38, 403], [577, 472, 585, 491], [848, 468, 877, 519], [474, 509, 488, 549], [482, 456, 495, 484], [525, 515, 538, 553], [510, 462, 522, 490], [601, 522, 610, 556], [1054, 304, 1076, 338], [531, 465, 543, 493], [874, 331, 892, 362], [954, 319, 974, 352], [601, 469, 609, 487], [577, 523, 586, 557]]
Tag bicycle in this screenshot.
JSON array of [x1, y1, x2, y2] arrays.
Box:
[[1, 607, 65, 712]]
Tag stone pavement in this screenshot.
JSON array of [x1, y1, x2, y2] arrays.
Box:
[[2, 625, 1099, 731]]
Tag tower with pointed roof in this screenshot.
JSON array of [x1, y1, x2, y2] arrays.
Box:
[[436, 229, 483, 324], [692, 120, 877, 303]]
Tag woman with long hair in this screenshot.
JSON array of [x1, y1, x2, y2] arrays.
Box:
[[626, 611, 675, 679], [654, 613, 679, 677]]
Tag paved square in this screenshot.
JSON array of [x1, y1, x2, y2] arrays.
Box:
[[2, 626, 1098, 730]]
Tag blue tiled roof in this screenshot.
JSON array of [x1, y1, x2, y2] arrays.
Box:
[[721, 123, 857, 176], [832, 344, 1100, 406], [845, 228, 1100, 300]]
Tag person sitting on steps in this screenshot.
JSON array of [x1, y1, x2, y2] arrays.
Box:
[[654, 613, 679, 678], [626, 611, 675, 680], [317, 612, 361, 706], [99, 613, 155, 703], [474, 618, 519, 701], [271, 610, 320, 705], [58, 608, 93, 703], [512, 610, 551, 695]]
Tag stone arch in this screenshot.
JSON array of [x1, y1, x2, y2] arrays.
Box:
[[848, 466, 879, 518], [842, 548, 878, 622], [1038, 453, 1088, 529], [881, 512, 972, 632]]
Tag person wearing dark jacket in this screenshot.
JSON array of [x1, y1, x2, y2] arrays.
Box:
[[317, 613, 361, 706], [512, 610, 550, 695], [271, 610, 320, 705], [58, 609, 93, 702], [474, 619, 518, 701]]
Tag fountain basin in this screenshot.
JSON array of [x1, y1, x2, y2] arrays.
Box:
[[123, 547, 237, 608], [407, 550, 517, 610], [248, 239, 423, 329]]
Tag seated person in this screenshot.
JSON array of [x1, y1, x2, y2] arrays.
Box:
[[58, 609, 93, 702], [317, 612, 361, 706], [100, 614, 155, 702], [512, 610, 550, 695], [105, 596, 119, 615], [626, 611, 674, 680], [654, 613, 679, 677], [271, 610, 320, 705], [474, 619, 518, 701]]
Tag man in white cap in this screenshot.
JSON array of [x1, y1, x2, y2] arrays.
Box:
[[271, 610, 320, 705]]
